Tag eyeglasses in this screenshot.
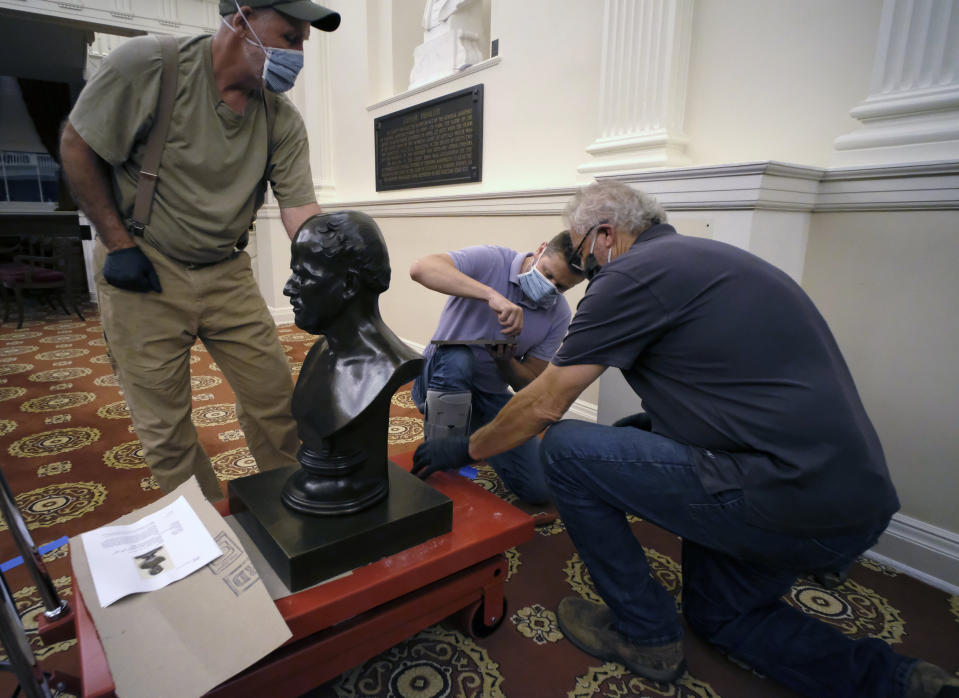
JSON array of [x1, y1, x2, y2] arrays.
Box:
[[568, 220, 609, 273]]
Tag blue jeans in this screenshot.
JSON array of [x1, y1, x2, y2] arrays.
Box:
[[540, 420, 916, 698], [412, 345, 549, 503]]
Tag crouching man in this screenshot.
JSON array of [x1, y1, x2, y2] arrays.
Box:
[[412, 181, 958, 698], [409, 231, 584, 503]]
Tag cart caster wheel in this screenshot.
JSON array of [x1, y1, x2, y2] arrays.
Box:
[[454, 597, 507, 639]]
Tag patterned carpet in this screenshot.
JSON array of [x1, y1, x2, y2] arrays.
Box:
[[0, 304, 957, 698]]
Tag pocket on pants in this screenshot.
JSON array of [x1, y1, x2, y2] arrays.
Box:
[[688, 488, 746, 522]]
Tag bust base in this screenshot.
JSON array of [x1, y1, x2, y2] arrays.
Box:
[[228, 463, 453, 592]]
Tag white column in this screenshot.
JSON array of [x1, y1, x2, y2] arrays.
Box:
[[303, 34, 336, 201], [832, 0, 959, 166], [578, 0, 694, 174]]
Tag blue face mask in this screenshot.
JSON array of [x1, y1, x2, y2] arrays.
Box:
[[224, 8, 304, 93], [518, 251, 559, 309]]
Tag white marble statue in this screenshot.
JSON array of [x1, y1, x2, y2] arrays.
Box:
[[409, 0, 484, 89]]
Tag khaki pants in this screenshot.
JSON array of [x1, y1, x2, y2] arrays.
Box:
[[94, 241, 299, 501]]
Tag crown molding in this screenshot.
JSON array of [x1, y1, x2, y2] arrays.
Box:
[[318, 160, 959, 217], [367, 57, 502, 114]]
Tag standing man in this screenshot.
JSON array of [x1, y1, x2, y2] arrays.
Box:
[[60, 1, 341, 501], [409, 231, 584, 503], [413, 181, 959, 698]]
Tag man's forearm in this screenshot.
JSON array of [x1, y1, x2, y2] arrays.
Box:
[[410, 254, 497, 302], [468, 362, 604, 462], [468, 387, 554, 461], [60, 123, 133, 251], [280, 202, 323, 240]]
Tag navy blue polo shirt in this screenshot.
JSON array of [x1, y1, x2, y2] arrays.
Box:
[[553, 224, 899, 535]]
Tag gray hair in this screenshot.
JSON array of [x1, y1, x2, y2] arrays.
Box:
[[563, 181, 667, 237]]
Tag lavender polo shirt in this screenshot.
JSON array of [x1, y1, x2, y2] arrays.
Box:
[[423, 245, 572, 395]]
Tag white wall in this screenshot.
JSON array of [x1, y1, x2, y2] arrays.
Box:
[[318, 0, 885, 205], [685, 0, 881, 167], [322, 0, 602, 200], [802, 211, 959, 533]]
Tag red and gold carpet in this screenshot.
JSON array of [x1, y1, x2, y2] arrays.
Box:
[[0, 306, 956, 698]]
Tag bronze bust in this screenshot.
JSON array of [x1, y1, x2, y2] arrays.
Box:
[[281, 211, 422, 515]]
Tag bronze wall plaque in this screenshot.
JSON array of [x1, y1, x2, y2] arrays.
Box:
[[374, 85, 483, 191]]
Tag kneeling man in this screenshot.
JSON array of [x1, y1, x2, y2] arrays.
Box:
[[413, 181, 957, 698], [410, 231, 584, 503]]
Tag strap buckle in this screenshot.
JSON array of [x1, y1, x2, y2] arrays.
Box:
[[125, 218, 145, 236]]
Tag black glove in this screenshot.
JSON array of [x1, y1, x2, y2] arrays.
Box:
[[412, 436, 474, 480], [611, 412, 652, 431], [103, 247, 162, 293]]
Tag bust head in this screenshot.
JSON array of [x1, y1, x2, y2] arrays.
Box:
[[284, 211, 391, 335], [280, 212, 422, 517]]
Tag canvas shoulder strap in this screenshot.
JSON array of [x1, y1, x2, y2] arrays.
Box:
[[244, 90, 277, 238], [129, 35, 179, 234]]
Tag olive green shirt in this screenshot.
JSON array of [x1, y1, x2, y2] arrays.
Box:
[[69, 34, 316, 264]]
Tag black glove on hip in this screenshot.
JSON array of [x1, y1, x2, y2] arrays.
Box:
[[412, 436, 473, 480], [103, 247, 162, 293]]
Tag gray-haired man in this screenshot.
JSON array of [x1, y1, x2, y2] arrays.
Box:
[[414, 181, 958, 697]]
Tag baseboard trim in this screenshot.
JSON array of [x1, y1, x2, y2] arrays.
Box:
[[269, 306, 295, 327], [865, 513, 959, 596], [563, 399, 598, 422]]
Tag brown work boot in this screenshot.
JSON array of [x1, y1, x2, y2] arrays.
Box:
[[557, 597, 685, 683], [906, 661, 959, 697]]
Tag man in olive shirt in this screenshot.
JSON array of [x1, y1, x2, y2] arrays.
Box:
[[60, 0, 340, 501]]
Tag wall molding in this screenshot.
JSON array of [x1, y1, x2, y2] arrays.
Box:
[[367, 57, 501, 114], [865, 513, 959, 596], [320, 160, 959, 217]]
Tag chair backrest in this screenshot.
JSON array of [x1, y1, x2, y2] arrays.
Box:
[[7, 254, 67, 287]]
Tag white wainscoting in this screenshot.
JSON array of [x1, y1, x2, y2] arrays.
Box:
[[865, 514, 959, 596]]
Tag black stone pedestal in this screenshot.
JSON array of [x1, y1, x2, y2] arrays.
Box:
[[228, 463, 453, 592]]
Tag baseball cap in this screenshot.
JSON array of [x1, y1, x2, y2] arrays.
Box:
[[219, 0, 341, 31]]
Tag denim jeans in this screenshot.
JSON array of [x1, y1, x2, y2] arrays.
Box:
[[412, 345, 549, 503], [540, 419, 916, 698]]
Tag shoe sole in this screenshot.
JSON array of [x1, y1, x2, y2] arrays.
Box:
[[557, 613, 687, 684]]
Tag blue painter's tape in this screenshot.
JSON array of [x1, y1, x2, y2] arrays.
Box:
[[0, 536, 69, 572], [457, 465, 478, 479]]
